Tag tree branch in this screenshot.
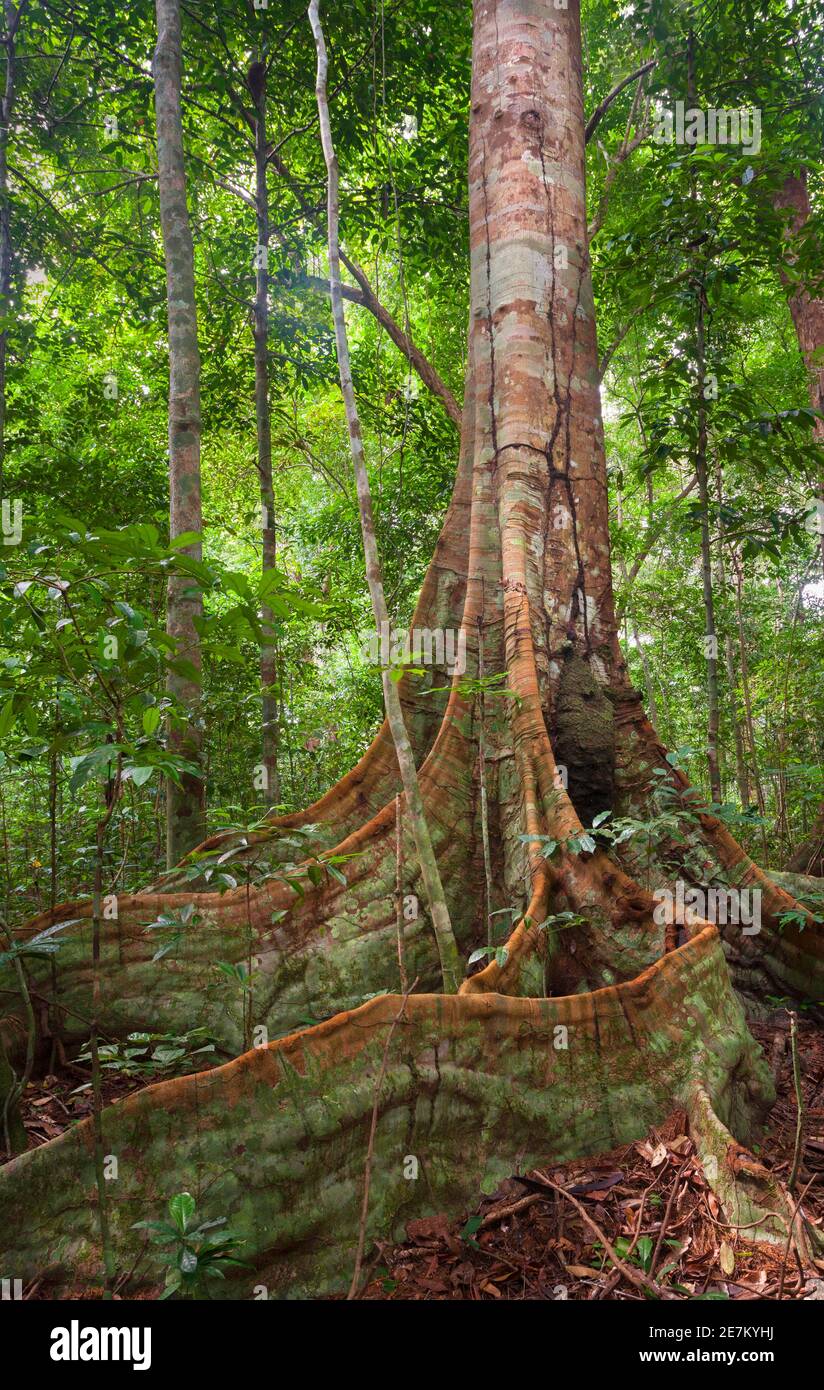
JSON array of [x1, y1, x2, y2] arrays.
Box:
[[616, 475, 698, 617], [584, 57, 658, 144], [269, 147, 462, 429]]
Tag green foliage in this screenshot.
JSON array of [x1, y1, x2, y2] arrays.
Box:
[[76, 1029, 216, 1081], [1, 0, 821, 934], [132, 1192, 247, 1299], [143, 902, 201, 962], [467, 944, 509, 969]]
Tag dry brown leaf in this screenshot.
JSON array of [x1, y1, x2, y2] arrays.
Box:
[[668, 1135, 692, 1154]]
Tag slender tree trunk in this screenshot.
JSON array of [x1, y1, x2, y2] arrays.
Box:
[[476, 614, 494, 945], [694, 285, 721, 803], [715, 465, 748, 807], [631, 610, 659, 732], [309, 0, 461, 993], [787, 801, 824, 877], [153, 0, 206, 866], [90, 802, 117, 1297], [733, 553, 766, 817], [0, 1, 24, 501], [773, 171, 824, 870], [252, 64, 280, 807]]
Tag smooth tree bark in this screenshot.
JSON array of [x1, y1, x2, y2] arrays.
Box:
[[694, 282, 722, 805], [153, 0, 206, 865], [309, 0, 461, 994], [250, 58, 280, 807], [0, 0, 25, 500], [715, 466, 749, 809], [3, 0, 824, 1295]]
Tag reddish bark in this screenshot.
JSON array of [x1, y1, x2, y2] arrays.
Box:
[[1, 5, 823, 1285]]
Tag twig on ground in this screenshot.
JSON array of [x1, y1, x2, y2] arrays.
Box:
[[347, 978, 418, 1300], [596, 1180, 654, 1299], [778, 1173, 816, 1300], [649, 1157, 689, 1277], [479, 1191, 550, 1229], [532, 1171, 677, 1299], [788, 1011, 805, 1193]]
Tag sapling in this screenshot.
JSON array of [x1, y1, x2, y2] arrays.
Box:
[[133, 1191, 247, 1298]]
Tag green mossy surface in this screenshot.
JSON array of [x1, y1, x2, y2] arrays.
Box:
[[0, 930, 773, 1299]]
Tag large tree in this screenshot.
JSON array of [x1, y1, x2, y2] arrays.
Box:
[[1, 0, 822, 1296]]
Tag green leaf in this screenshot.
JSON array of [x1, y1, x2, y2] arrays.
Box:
[[168, 1191, 196, 1235], [167, 657, 202, 686], [460, 1214, 483, 1242], [0, 695, 15, 738], [126, 764, 155, 787], [142, 706, 162, 736]]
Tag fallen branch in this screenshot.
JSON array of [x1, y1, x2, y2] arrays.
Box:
[[778, 1174, 816, 1300], [596, 1179, 656, 1299], [649, 1157, 689, 1277], [479, 1191, 550, 1229]]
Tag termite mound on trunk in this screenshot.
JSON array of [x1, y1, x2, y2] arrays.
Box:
[[552, 649, 615, 826]]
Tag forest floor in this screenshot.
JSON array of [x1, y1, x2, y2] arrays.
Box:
[[4, 1012, 824, 1301], [356, 1013, 824, 1302]]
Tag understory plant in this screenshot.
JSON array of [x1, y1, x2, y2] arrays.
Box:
[[133, 1192, 247, 1299]]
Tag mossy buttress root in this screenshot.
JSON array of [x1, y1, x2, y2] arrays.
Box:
[[0, 927, 777, 1297]]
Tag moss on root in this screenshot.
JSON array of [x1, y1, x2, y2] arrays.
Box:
[[0, 927, 782, 1298]]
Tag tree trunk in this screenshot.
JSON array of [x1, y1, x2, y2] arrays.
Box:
[[0, 1, 24, 501], [252, 63, 280, 808], [310, 0, 461, 993], [733, 552, 767, 818], [2, 0, 823, 1296], [153, 0, 206, 866], [694, 286, 722, 804], [787, 801, 824, 878], [715, 465, 749, 808], [773, 171, 824, 574], [773, 171, 824, 873]]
